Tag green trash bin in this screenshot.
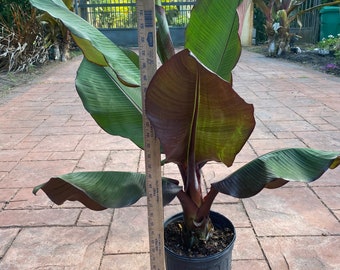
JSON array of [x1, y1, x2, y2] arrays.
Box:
[[319, 6, 340, 40]]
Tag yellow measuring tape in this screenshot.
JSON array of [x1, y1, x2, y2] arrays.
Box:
[[136, 1, 165, 269]]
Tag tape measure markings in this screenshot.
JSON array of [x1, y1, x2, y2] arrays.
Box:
[[137, 1, 165, 269]]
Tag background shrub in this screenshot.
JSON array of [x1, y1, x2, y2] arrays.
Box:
[[0, 2, 48, 72]]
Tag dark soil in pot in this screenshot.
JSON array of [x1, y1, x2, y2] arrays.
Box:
[[164, 212, 235, 258]]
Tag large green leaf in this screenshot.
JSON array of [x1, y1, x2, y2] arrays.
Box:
[[212, 148, 340, 198], [146, 49, 255, 167], [33, 171, 181, 210], [185, 0, 242, 82], [76, 58, 144, 149], [30, 0, 140, 87]]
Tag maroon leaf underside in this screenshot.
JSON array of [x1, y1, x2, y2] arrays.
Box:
[[146, 49, 255, 168], [37, 178, 106, 211]]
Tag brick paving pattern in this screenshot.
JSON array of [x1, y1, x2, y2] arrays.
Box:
[[0, 50, 339, 269]]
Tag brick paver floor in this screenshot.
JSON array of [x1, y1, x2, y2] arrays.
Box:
[[0, 49, 339, 269]]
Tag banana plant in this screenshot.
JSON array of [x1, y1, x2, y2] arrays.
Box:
[[31, 0, 340, 250], [253, 0, 340, 56]]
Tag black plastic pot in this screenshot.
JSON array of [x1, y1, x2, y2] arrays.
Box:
[[164, 211, 236, 270]]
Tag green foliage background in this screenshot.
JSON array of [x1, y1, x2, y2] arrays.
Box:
[[0, 0, 32, 25]]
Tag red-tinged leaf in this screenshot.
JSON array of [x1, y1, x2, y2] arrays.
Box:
[[146, 49, 255, 167], [212, 148, 340, 198], [34, 178, 106, 211], [33, 171, 181, 210]]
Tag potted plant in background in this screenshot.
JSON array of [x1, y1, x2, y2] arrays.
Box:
[[252, 0, 340, 56], [30, 0, 339, 269], [317, 34, 340, 55]]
